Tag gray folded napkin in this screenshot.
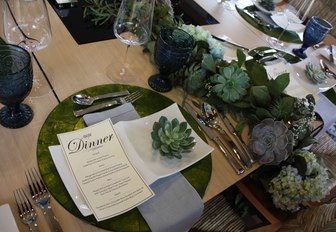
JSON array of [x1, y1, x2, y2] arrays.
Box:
[[83, 103, 204, 232]]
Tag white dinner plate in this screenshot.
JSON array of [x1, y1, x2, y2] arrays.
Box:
[[114, 103, 214, 185], [0, 204, 20, 232], [289, 54, 336, 95], [50, 103, 214, 216], [271, 11, 305, 32]]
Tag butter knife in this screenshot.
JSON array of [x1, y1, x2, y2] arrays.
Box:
[[222, 117, 255, 164], [73, 100, 122, 117], [185, 103, 245, 175], [212, 35, 250, 52]]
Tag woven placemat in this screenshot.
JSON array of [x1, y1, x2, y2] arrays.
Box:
[[190, 194, 246, 232], [311, 132, 336, 188]]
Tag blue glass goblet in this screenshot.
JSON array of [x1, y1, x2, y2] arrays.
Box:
[[0, 44, 33, 128], [293, 16, 333, 59], [148, 27, 195, 92]]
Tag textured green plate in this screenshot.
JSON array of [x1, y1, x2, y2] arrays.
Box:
[[37, 84, 212, 231], [236, 4, 301, 44]]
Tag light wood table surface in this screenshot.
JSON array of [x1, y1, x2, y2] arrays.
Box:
[[0, 0, 334, 231]]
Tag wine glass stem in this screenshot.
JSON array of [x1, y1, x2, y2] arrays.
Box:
[[120, 45, 130, 76]]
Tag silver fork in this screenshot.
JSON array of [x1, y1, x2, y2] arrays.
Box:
[[14, 188, 40, 232], [73, 90, 143, 117], [25, 168, 63, 232]]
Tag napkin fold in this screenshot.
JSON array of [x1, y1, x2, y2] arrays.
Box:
[[51, 103, 204, 231]]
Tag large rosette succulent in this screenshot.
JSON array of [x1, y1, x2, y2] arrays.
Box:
[[249, 118, 294, 165], [210, 64, 249, 103], [151, 116, 196, 159]]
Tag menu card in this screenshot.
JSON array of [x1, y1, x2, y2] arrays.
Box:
[[57, 119, 154, 221]]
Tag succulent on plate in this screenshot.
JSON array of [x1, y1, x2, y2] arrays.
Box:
[[249, 118, 294, 165], [305, 62, 327, 84], [151, 116, 196, 159]]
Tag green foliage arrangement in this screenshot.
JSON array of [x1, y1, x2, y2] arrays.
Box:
[[268, 150, 330, 212], [151, 116, 196, 159]]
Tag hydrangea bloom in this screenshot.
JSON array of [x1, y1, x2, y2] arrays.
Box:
[[268, 150, 330, 212], [179, 24, 225, 60]]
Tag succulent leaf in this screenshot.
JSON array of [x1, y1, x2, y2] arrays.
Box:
[[151, 116, 196, 159]]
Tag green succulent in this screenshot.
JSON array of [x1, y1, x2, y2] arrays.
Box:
[[305, 62, 327, 84], [210, 64, 250, 103], [249, 118, 294, 165], [151, 116, 196, 159]]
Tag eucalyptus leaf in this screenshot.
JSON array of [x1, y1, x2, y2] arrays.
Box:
[[256, 107, 273, 120], [201, 53, 216, 73], [250, 85, 271, 107], [296, 136, 318, 149], [236, 49, 246, 67], [267, 73, 290, 98], [294, 155, 307, 176], [245, 60, 268, 86]]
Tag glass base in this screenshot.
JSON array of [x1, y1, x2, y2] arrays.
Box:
[[148, 74, 172, 92], [292, 48, 307, 59], [266, 37, 284, 49], [0, 104, 33, 128], [29, 76, 53, 98], [106, 62, 135, 84]]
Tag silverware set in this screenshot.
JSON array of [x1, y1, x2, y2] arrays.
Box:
[[14, 168, 63, 232], [185, 101, 254, 175], [73, 90, 143, 117]]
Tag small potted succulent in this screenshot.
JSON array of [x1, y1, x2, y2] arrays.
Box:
[[151, 116, 196, 159]]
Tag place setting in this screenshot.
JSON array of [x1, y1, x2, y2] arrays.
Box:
[[36, 83, 213, 231]]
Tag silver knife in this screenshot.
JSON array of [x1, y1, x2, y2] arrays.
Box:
[[212, 35, 250, 52], [329, 45, 334, 63], [222, 117, 255, 164], [73, 99, 121, 117], [185, 103, 245, 175]]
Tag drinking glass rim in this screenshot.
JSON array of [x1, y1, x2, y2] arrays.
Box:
[[159, 27, 195, 50], [311, 16, 333, 30], [0, 43, 31, 76]]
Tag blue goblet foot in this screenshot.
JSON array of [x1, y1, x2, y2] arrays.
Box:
[[292, 48, 307, 59], [148, 74, 172, 92], [0, 104, 33, 128]]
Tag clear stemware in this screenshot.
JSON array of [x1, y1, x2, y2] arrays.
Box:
[[293, 16, 333, 59], [3, 0, 52, 98], [0, 44, 33, 129], [266, 0, 314, 49], [109, 0, 155, 83]]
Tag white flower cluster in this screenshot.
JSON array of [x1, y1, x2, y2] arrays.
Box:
[[179, 24, 225, 60], [268, 150, 330, 212]]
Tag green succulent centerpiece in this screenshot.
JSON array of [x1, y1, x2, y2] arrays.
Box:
[[151, 116, 196, 159]]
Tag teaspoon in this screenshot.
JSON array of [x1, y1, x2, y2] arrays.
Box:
[[72, 90, 130, 106]]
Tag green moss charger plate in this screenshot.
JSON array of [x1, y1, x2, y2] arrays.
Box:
[[37, 84, 212, 231]]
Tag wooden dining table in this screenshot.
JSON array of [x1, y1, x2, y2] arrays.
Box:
[[0, 0, 335, 231]]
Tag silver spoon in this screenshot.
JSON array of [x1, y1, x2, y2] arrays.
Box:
[[72, 90, 130, 106], [198, 103, 252, 169], [319, 59, 336, 79]]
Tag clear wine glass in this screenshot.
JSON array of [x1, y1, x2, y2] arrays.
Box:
[[0, 44, 33, 128], [266, 0, 314, 49], [109, 0, 155, 83], [3, 0, 52, 98], [293, 16, 333, 59]]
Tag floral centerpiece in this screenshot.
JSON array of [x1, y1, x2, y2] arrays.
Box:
[[81, 1, 331, 212]]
